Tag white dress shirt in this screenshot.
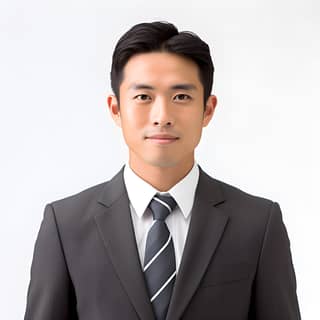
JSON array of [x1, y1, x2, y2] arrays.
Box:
[[123, 162, 199, 273]]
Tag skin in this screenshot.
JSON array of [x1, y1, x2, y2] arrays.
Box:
[[107, 51, 217, 191]]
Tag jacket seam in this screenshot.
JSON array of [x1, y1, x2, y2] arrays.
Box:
[[254, 201, 275, 278], [48, 203, 77, 293]]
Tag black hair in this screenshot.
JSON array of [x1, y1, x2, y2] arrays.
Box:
[[110, 21, 214, 107]]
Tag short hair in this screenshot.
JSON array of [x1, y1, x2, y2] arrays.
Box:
[[110, 21, 214, 107]]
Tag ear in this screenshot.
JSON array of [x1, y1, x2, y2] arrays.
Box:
[[107, 94, 121, 127], [202, 95, 217, 127]]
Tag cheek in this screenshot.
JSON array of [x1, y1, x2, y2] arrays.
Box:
[[182, 114, 204, 145], [183, 111, 204, 132], [120, 107, 148, 135]]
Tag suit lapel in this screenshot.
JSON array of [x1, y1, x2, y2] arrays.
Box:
[[94, 168, 155, 320], [166, 167, 229, 320]]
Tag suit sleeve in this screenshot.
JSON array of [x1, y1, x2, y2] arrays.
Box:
[[24, 204, 78, 320], [249, 202, 301, 319]]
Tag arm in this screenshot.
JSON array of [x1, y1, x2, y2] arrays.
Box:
[[249, 202, 301, 319], [24, 204, 78, 320]]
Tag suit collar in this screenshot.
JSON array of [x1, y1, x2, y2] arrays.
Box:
[[95, 165, 228, 320], [195, 165, 225, 206], [95, 166, 155, 320], [96, 165, 126, 208], [166, 166, 228, 320]]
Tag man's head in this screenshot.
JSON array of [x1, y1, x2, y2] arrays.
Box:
[[110, 21, 214, 107], [107, 21, 217, 176]]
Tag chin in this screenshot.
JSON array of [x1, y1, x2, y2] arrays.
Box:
[[146, 158, 179, 168]]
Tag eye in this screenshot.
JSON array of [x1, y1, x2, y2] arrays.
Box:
[[173, 94, 192, 101], [134, 94, 151, 101]]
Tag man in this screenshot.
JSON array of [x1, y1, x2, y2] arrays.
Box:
[[24, 21, 301, 319]]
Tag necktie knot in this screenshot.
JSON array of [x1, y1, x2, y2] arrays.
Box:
[[149, 194, 177, 221]]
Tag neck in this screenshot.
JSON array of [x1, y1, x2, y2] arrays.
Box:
[[128, 156, 195, 192]]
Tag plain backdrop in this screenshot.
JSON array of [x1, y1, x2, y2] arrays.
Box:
[[1, 0, 319, 318]]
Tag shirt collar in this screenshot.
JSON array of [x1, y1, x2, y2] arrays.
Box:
[[123, 162, 199, 219]]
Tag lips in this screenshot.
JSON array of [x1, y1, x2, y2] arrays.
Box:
[[148, 134, 178, 139], [146, 134, 179, 144]]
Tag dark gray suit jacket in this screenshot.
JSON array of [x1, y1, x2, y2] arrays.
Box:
[[24, 166, 301, 319]]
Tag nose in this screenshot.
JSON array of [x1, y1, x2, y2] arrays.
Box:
[[151, 98, 174, 127]]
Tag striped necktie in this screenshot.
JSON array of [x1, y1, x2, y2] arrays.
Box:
[[143, 194, 177, 320]]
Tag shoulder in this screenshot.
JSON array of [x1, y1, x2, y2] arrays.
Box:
[[199, 168, 285, 242], [47, 167, 125, 223], [200, 167, 274, 203], [199, 167, 277, 220], [50, 180, 108, 211]]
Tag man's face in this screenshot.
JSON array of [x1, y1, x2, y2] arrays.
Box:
[[108, 52, 216, 170]]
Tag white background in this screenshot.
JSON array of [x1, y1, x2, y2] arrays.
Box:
[[1, 0, 319, 318]]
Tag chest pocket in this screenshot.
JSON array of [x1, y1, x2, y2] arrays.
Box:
[[200, 262, 255, 288]]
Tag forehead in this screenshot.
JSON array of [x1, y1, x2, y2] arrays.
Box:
[[121, 52, 202, 90]]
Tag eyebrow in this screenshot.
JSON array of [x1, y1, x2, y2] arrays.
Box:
[[129, 83, 197, 91]]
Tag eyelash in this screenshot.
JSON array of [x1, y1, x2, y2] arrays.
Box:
[[133, 94, 192, 101], [134, 94, 151, 101], [174, 94, 191, 101]]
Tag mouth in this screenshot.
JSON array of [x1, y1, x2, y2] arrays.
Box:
[[145, 134, 179, 145]]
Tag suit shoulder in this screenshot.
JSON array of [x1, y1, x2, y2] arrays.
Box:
[[49, 180, 109, 213], [219, 178, 273, 204], [201, 169, 275, 211], [206, 175, 278, 229], [46, 167, 124, 223]]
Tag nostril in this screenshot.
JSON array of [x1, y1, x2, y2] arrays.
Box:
[[153, 121, 172, 126]]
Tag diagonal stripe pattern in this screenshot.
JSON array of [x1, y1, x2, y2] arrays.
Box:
[[144, 194, 177, 320]]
